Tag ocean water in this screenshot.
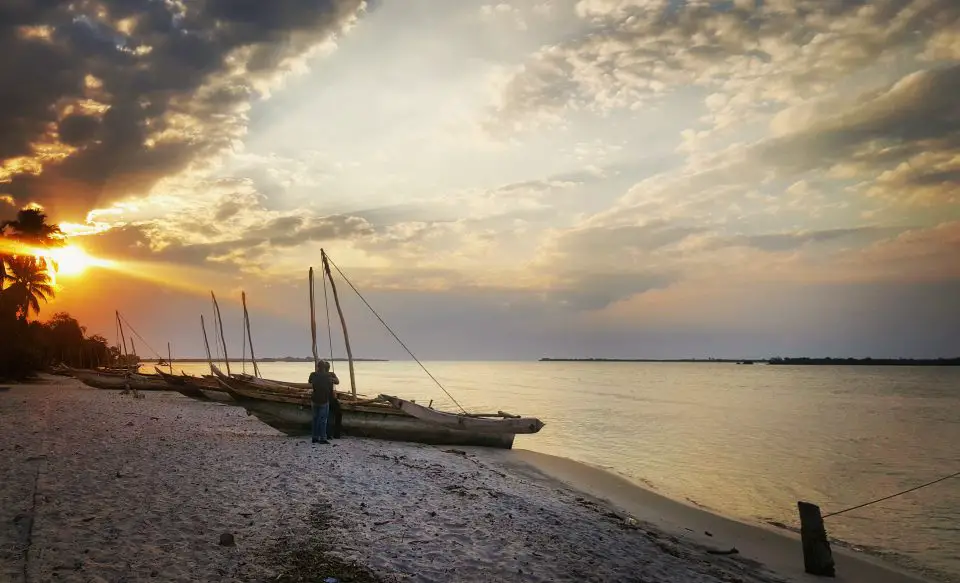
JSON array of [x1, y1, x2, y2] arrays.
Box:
[[177, 360, 960, 580]]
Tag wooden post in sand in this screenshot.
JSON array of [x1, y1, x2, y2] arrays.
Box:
[[798, 501, 835, 577]]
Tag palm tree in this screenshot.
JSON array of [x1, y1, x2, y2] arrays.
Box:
[[1, 208, 63, 244], [4, 256, 55, 322], [2, 208, 64, 274], [0, 221, 8, 289]]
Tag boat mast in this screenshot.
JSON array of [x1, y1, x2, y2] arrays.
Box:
[[116, 311, 128, 368], [241, 291, 260, 378], [200, 315, 214, 373], [309, 267, 319, 366], [321, 249, 356, 397], [211, 292, 231, 376], [167, 342, 173, 374]]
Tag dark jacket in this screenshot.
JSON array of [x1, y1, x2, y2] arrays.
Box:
[[308, 371, 334, 405]]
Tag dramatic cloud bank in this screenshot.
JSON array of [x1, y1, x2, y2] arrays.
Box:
[[4, 0, 958, 358], [0, 0, 364, 217]]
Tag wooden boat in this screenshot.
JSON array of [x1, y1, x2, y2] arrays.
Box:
[[184, 373, 234, 402], [49, 363, 73, 376], [212, 366, 518, 448], [69, 367, 172, 391], [202, 251, 544, 448], [154, 367, 235, 403]]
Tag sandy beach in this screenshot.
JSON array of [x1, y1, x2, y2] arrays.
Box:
[[0, 377, 937, 583]]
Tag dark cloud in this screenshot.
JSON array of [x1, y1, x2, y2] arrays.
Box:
[[547, 272, 674, 311], [0, 0, 363, 219], [759, 64, 960, 175], [57, 114, 102, 147], [554, 221, 705, 264], [79, 212, 373, 270]]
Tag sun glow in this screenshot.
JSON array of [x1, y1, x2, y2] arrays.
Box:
[[47, 245, 110, 276]]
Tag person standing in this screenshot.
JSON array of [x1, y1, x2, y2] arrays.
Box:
[[325, 362, 342, 439], [308, 361, 333, 444]]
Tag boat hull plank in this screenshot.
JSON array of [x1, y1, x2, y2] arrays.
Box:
[[380, 394, 545, 435], [71, 369, 172, 392]]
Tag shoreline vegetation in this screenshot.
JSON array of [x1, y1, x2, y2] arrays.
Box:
[[539, 357, 960, 366], [0, 377, 936, 583]]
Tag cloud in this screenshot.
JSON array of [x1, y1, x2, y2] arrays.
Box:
[[0, 0, 365, 219], [479, 4, 529, 31], [545, 271, 674, 310], [75, 177, 376, 276], [490, 0, 960, 132], [760, 64, 960, 176], [724, 226, 908, 253]]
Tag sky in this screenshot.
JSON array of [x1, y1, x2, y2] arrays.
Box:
[[1, 0, 959, 360]]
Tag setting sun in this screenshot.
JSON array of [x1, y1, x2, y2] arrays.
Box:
[[46, 245, 109, 276]]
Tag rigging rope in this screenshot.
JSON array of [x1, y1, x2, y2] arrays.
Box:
[[822, 470, 959, 519], [117, 313, 164, 360], [325, 254, 467, 414], [322, 267, 335, 370]]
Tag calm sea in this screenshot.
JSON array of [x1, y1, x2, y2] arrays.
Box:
[[177, 360, 959, 580]]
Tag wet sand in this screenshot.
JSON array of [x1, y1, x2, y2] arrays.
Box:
[[0, 377, 935, 582]]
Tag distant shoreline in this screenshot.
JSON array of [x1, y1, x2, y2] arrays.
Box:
[[142, 357, 389, 363], [539, 358, 758, 363], [540, 357, 960, 366]]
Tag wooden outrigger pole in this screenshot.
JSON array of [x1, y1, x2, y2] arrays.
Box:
[[241, 291, 260, 378], [321, 249, 356, 397], [211, 292, 231, 376]]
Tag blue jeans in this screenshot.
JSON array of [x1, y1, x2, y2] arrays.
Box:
[[311, 403, 329, 441]]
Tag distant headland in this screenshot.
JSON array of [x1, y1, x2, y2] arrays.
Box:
[[539, 357, 960, 366]]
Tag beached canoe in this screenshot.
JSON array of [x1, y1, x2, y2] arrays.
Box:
[[69, 368, 172, 391], [154, 368, 234, 403], [212, 367, 518, 448], [155, 368, 211, 401]]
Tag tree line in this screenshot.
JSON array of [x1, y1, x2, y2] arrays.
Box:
[[0, 209, 116, 379]]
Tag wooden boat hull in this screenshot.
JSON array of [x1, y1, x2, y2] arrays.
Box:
[[230, 395, 514, 448], [71, 369, 172, 391], [155, 368, 234, 403], [211, 365, 515, 447]]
